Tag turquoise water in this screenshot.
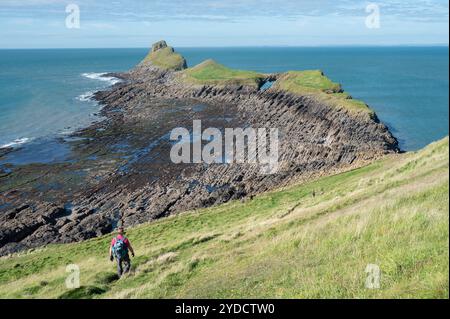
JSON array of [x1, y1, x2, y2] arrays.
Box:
[[0, 47, 448, 161], [0, 49, 134, 150]]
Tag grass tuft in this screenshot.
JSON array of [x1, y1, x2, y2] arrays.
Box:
[[57, 286, 107, 299], [94, 272, 119, 285]]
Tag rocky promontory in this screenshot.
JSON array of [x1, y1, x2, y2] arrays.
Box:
[[0, 41, 398, 255]]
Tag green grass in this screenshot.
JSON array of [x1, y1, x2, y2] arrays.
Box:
[[278, 70, 342, 93], [274, 70, 374, 115], [181, 59, 265, 87], [0, 137, 448, 299], [142, 47, 187, 71]]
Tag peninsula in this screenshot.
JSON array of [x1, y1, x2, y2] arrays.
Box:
[[0, 41, 399, 256]]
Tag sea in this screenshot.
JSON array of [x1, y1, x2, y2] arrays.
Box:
[[0, 46, 448, 165]]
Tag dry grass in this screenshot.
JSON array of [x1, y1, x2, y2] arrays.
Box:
[[0, 137, 448, 299]]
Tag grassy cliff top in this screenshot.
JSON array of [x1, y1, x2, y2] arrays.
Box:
[[273, 70, 373, 115], [142, 44, 187, 71], [181, 64, 372, 114], [180, 59, 265, 87], [278, 70, 342, 93], [0, 137, 448, 299], [140, 41, 376, 115]]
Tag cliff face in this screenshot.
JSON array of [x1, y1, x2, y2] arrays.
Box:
[[0, 43, 398, 256]]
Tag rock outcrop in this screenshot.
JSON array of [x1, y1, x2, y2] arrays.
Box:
[[152, 40, 169, 52], [141, 41, 187, 71]]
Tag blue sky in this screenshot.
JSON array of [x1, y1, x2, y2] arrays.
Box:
[[0, 0, 448, 48]]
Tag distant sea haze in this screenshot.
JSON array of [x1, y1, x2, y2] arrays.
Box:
[[0, 46, 448, 161]]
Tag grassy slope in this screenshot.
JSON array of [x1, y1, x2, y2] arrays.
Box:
[[181, 59, 264, 87], [274, 70, 374, 115], [142, 47, 186, 71], [0, 137, 448, 299]]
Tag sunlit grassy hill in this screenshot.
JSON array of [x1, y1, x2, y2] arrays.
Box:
[[181, 59, 265, 88], [0, 137, 448, 299], [273, 70, 374, 115], [142, 45, 187, 71]]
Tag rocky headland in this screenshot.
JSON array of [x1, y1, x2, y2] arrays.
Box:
[[0, 41, 399, 256]]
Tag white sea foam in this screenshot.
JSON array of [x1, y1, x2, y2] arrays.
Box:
[[81, 72, 122, 85], [1, 137, 31, 149], [59, 128, 75, 136], [77, 90, 95, 102], [78, 72, 122, 103]]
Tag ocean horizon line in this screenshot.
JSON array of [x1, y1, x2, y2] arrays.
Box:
[[0, 43, 449, 50]]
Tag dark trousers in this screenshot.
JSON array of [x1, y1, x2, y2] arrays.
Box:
[[116, 254, 131, 277]]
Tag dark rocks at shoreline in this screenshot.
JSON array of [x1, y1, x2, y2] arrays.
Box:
[[0, 45, 399, 256], [0, 147, 14, 159], [103, 72, 130, 81]]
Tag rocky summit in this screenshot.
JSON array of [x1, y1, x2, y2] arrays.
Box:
[[0, 41, 399, 256]]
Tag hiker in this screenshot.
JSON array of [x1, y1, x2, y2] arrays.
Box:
[[109, 226, 135, 277]]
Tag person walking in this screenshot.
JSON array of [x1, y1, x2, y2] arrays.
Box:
[[109, 226, 135, 277]]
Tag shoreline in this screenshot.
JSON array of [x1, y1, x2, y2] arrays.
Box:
[[0, 72, 127, 166]]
